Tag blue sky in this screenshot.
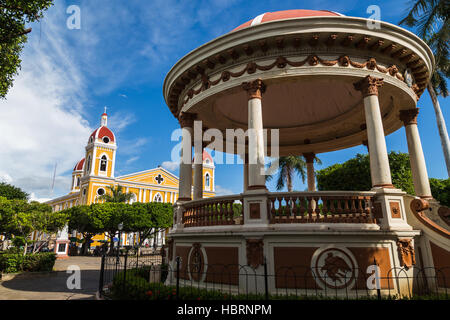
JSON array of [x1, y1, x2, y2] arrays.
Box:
[[0, 0, 448, 200]]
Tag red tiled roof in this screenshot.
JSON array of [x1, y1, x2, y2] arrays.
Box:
[[233, 10, 342, 31]]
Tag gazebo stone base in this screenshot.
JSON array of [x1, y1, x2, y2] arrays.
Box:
[[165, 229, 421, 297]]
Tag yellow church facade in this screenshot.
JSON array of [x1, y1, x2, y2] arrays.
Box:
[[46, 111, 215, 248]]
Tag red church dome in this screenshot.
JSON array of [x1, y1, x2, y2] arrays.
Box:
[[89, 126, 115, 144], [232, 9, 343, 31], [73, 158, 85, 171]]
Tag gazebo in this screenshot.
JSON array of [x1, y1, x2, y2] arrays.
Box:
[[162, 10, 449, 296]]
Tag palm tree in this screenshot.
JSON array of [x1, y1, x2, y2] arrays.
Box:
[[400, 0, 450, 176], [98, 185, 134, 203], [266, 156, 322, 192]]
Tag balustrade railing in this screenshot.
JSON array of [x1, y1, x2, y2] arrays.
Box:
[[182, 195, 244, 227], [268, 192, 376, 224]]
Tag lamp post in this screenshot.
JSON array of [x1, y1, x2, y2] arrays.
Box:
[[117, 222, 123, 255]]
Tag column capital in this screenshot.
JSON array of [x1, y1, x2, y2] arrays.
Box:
[[303, 152, 315, 163], [242, 79, 266, 100], [353, 75, 384, 97], [178, 112, 196, 128], [399, 108, 419, 126]]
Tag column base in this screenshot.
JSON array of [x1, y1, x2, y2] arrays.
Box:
[[247, 185, 267, 191], [177, 197, 192, 202], [373, 184, 395, 188]]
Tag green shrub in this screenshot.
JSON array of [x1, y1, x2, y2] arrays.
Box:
[[429, 178, 450, 207], [0, 252, 56, 273], [111, 274, 152, 300]]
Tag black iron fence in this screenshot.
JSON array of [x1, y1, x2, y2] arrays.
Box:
[[98, 253, 449, 300]]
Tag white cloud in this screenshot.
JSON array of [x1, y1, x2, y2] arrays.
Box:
[[29, 192, 52, 203], [161, 160, 179, 172], [0, 4, 92, 199], [108, 111, 136, 132], [125, 156, 140, 165], [0, 172, 13, 184], [214, 185, 235, 196]]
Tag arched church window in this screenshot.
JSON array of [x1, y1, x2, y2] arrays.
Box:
[[100, 155, 107, 172], [205, 173, 210, 189], [76, 177, 80, 186], [86, 155, 91, 172], [153, 193, 163, 203]]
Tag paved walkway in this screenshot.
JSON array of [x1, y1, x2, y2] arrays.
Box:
[[0, 256, 102, 300]]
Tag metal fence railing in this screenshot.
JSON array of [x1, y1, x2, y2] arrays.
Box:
[[98, 253, 449, 300]]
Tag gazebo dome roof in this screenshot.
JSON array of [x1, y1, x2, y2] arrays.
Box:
[[233, 9, 343, 31]]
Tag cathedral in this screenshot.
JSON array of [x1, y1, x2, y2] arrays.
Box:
[[46, 111, 215, 249]]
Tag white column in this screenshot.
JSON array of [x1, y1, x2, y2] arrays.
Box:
[[243, 162, 249, 192], [304, 153, 316, 191], [400, 108, 432, 198], [354, 76, 393, 188], [178, 113, 195, 201], [193, 139, 204, 200], [243, 79, 266, 190]]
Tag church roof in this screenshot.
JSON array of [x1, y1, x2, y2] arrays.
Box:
[[89, 126, 115, 143], [73, 158, 85, 171], [232, 9, 343, 31]]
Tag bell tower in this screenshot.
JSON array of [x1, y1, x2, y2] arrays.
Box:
[[84, 108, 117, 178]]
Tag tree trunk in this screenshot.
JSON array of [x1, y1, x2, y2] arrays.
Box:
[[428, 83, 450, 177], [109, 236, 115, 255], [287, 170, 293, 192]]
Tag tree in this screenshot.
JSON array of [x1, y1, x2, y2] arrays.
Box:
[[90, 202, 126, 254], [429, 178, 450, 206], [123, 202, 172, 254], [0, 197, 61, 255], [0, 0, 54, 98], [316, 152, 415, 194], [29, 202, 67, 253], [0, 182, 28, 200], [66, 202, 173, 255], [67, 206, 101, 255], [400, 0, 450, 176], [267, 155, 321, 192], [98, 185, 134, 203]]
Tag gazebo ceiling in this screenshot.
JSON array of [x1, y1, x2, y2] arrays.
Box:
[[189, 74, 412, 155], [163, 11, 435, 155]]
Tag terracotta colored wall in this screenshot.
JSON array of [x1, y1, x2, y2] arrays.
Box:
[[274, 247, 319, 289], [430, 242, 450, 288], [204, 247, 239, 285]]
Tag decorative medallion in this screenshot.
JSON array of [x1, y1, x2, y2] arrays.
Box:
[[389, 202, 401, 219], [397, 239, 416, 269], [246, 239, 264, 269], [311, 246, 358, 289], [188, 243, 204, 281]]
